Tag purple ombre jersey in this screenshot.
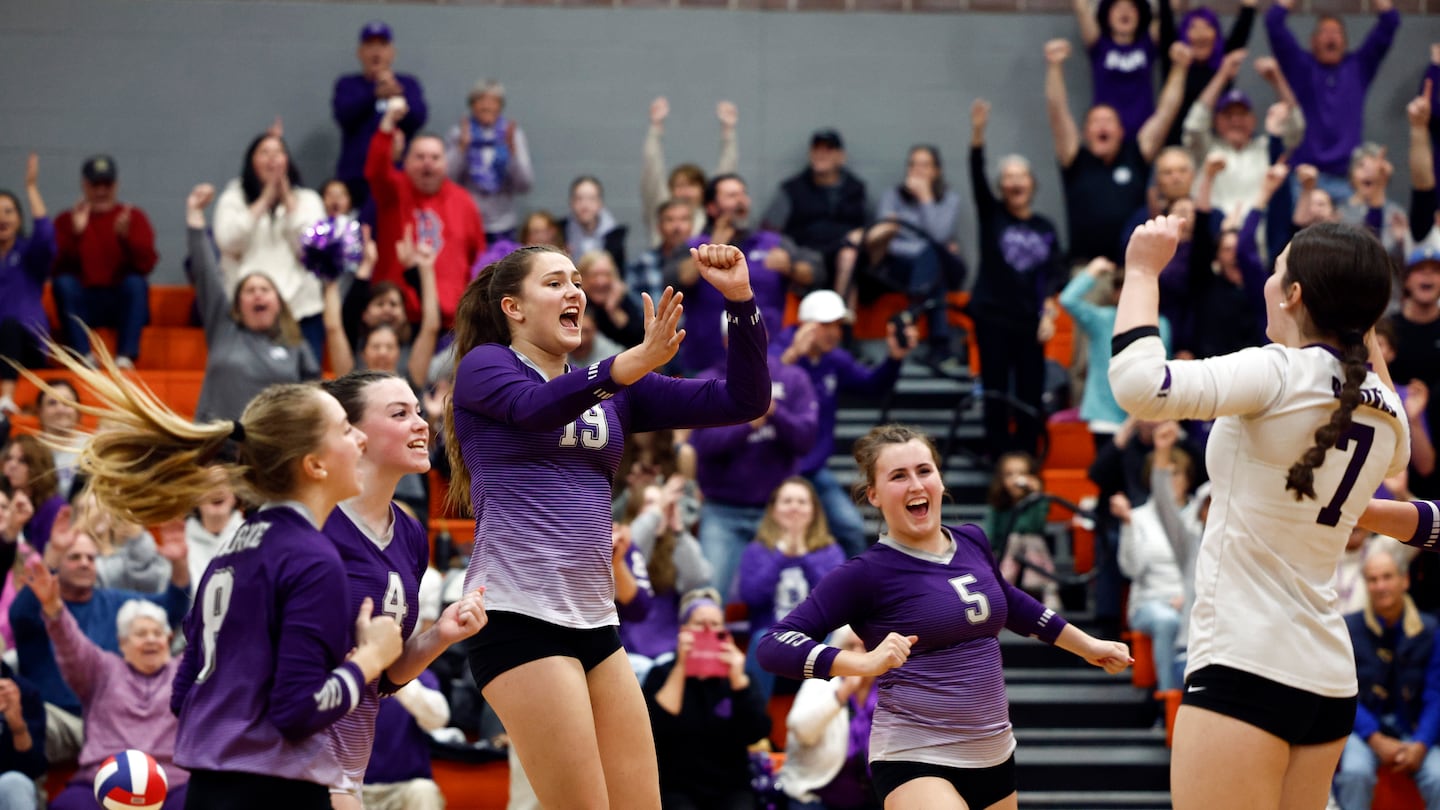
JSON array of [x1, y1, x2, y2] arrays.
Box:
[[756, 525, 1066, 769], [171, 505, 366, 786], [323, 503, 429, 792], [454, 298, 771, 628]]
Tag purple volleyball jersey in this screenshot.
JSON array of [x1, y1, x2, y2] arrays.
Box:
[[756, 525, 1066, 768], [454, 298, 771, 629], [171, 504, 366, 786], [323, 503, 430, 791]]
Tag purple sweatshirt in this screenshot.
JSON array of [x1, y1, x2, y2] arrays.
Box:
[[1089, 36, 1159, 137], [1266, 6, 1399, 177], [738, 541, 846, 635], [757, 525, 1066, 766], [0, 216, 52, 331], [680, 230, 789, 373], [691, 356, 818, 507], [45, 606, 188, 786], [776, 330, 903, 476], [171, 504, 367, 786], [454, 297, 771, 629], [363, 670, 441, 785], [331, 73, 428, 185]]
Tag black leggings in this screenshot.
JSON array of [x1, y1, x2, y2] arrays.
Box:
[[974, 319, 1045, 458]]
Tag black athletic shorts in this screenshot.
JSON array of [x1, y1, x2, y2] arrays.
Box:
[[1182, 664, 1357, 745], [184, 770, 329, 809], [870, 754, 1016, 808], [465, 610, 623, 690]]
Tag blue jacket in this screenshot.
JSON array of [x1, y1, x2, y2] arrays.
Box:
[[1347, 597, 1440, 744]]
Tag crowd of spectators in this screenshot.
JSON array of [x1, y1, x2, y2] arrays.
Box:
[[2, 1, 1440, 806]]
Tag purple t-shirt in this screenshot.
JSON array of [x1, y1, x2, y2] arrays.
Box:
[[737, 542, 846, 634], [1089, 36, 1158, 137], [774, 330, 903, 475], [757, 525, 1066, 768], [171, 504, 367, 786], [0, 216, 53, 331], [454, 298, 771, 629], [323, 503, 429, 791], [680, 230, 789, 373], [691, 356, 819, 507]]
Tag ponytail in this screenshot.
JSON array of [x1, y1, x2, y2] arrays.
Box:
[[1284, 332, 1368, 500], [443, 245, 565, 515]]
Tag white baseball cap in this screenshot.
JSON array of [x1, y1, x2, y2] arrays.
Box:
[[797, 290, 852, 324]]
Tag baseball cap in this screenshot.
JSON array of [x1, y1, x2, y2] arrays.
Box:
[[81, 155, 117, 184], [1407, 245, 1440, 272], [797, 290, 853, 324], [359, 21, 392, 43], [1217, 89, 1252, 112], [811, 129, 844, 150]]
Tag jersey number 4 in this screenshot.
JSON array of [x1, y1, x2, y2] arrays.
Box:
[[382, 571, 409, 628], [948, 574, 991, 625], [560, 407, 609, 450], [1316, 423, 1375, 528]]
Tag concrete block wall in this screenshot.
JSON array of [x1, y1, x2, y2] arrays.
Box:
[[1, 0, 1436, 281]]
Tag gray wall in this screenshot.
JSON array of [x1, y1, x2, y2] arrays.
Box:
[[2, 0, 1437, 281]]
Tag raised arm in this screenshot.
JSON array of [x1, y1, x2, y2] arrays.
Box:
[[1045, 39, 1081, 167], [1355, 0, 1399, 84], [1139, 43, 1194, 162], [640, 97, 669, 241], [23, 154, 44, 221], [185, 185, 231, 340], [1071, 0, 1100, 49], [25, 560, 104, 703], [715, 101, 739, 176], [1412, 82, 1436, 195], [406, 236, 442, 388], [322, 277, 355, 378]]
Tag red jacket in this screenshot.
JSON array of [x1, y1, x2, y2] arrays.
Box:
[[53, 205, 158, 287], [366, 129, 485, 324]]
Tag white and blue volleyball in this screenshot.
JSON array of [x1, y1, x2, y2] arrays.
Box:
[[93, 749, 168, 810]]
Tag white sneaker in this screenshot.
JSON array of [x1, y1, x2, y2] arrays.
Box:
[[0, 396, 16, 415], [116, 356, 135, 370]]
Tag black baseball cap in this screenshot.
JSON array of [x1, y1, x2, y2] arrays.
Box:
[[811, 129, 844, 150], [82, 155, 117, 184]]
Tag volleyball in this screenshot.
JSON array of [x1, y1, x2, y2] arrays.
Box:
[[93, 749, 169, 810]]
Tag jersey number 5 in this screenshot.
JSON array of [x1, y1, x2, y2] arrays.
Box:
[[560, 406, 609, 450], [949, 574, 991, 625], [196, 568, 236, 684], [1316, 422, 1376, 528]]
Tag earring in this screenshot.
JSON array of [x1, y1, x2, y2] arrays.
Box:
[[318, 470, 328, 479], [1278, 302, 1288, 309]]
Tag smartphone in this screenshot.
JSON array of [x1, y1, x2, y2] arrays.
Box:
[[890, 311, 914, 348], [684, 629, 731, 679]]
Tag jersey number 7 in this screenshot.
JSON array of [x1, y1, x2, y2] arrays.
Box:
[[1316, 423, 1375, 528]]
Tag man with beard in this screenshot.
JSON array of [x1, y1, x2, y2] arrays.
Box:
[[366, 97, 484, 327], [674, 174, 811, 374]]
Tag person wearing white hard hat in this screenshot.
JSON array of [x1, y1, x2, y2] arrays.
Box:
[[777, 290, 919, 558]]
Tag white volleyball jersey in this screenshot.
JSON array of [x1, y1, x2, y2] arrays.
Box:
[[1111, 335, 1408, 696]]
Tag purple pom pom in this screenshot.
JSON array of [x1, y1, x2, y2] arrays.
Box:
[[301, 218, 364, 282]]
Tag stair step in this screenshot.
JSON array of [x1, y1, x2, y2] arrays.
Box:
[[1005, 666, 1131, 685], [1008, 683, 1154, 729], [1018, 790, 1173, 809], [1015, 744, 1171, 792]]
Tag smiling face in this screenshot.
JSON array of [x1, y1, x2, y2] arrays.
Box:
[[1311, 18, 1347, 66], [570, 180, 603, 229], [707, 177, 751, 228], [771, 481, 816, 538], [322, 181, 353, 218], [235, 274, 282, 333], [309, 392, 367, 504], [581, 253, 620, 302], [1215, 103, 1256, 150], [250, 136, 290, 186], [0, 195, 19, 245], [1108, 0, 1139, 38], [362, 286, 406, 330], [360, 326, 401, 373], [1407, 262, 1440, 308], [120, 615, 172, 676], [1186, 16, 1218, 60], [506, 251, 586, 355], [867, 439, 945, 544], [39, 384, 80, 434], [405, 136, 447, 196], [1084, 106, 1124, 162], [354, 377, 430, 477], [2, 443, 29, 491], [999, 159, 1035, 213], [470, 92, 503, 128]]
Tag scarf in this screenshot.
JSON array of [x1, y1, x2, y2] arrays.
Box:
[[466, 115, 511, 195]]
